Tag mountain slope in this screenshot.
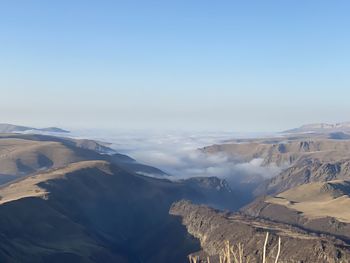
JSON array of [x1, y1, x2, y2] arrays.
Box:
[[267, 180, 350, 223], [243, 180, 350, 242], [0, 160, 238, 262], [0, 136, 103, 181], [201, 137, 350, 197], [255, 159, 350, 195], [170, 200, 350, 263], [0, 133, 170, 185], [201, 139, 350, 167]]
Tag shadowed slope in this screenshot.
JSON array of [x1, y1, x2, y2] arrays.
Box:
[[0, 160, 238, 262]]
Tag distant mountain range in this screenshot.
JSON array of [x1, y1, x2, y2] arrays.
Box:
[[0, 123, 69, 133], [284, 122, 350, 133]]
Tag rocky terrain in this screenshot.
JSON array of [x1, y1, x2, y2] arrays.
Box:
[[181, 124, 350, 262], [255, 159, 350, 195], [170, 200, 350, 263], [202, 138, 350, 167], [201, 129, 350, 196]]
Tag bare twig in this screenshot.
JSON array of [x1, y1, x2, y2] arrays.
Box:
[[238, 243, 243, 263], [263, 232, 269, 263], [274, 237, 281, 263]]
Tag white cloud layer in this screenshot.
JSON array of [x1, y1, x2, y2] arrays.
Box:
[[69, 129, 281, 185]]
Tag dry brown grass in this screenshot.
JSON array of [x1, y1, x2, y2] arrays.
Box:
[[267, 180, 350, 223], [0, 160, 111, 205], [188, 232, 281, 263]]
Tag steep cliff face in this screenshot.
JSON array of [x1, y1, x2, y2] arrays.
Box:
[[201, 138, 350, 198], [255, 159, 350, 195], [201, 139, 350, 167], [243, 198, 350, 243], [170, 200, 350, 263]]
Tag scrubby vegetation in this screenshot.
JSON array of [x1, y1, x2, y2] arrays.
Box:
[[188, 232, 281, 263]]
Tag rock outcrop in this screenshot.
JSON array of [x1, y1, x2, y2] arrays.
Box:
[[170, 200, 350, 263]]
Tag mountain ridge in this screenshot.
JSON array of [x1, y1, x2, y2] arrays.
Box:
[[0, 123, 69, 133], [284, 122, 350, 133]]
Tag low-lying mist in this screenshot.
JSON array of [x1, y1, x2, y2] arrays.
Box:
[[69, 129, 281, 188]]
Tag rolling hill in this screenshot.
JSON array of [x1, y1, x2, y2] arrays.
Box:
[[0, 133, 169, 184]]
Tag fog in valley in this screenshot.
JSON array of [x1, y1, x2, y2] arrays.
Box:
[[58, 129, 282, 201]]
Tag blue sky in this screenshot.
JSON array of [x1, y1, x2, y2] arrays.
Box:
[[1, 1, 349, 131]]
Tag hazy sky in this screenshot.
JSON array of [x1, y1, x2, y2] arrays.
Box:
[[1, 1, 350, 132]]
